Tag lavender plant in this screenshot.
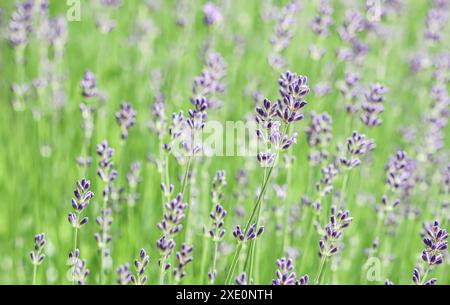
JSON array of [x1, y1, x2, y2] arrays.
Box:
[[115, 102, 136, 142], [360, 83, 388, 127], [68, 178, 93, 284], [29, 233, 46, 285], [5, 0, 450, 287], [95, 140, 117, 283], [156, 193, 188, 284], [412, 220, 448, 285], [272, 257, 309, 285], [225, 70, 310, 284], [316, 206, 353, 284], [129, 248, 149, 285], [174, 243, 193, 283]]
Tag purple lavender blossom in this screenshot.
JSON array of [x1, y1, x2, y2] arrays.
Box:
[[270, 2, 299, 53], [336, 10, 369, 62], [255, 71, 310, 166], [8, 1, 34, 48], [203, 2, 222, 26], [272, 258, 309, 285], [157, 193, 188, 236], [129, 248, 149, 285], [192, 51, 226, 109], [148, 97, 167, 139], [156, 235, 175, 272], [235, 272, 247, 285], [421, 220, 448, 266], [68, 179, 93, 228], [80, 70, 97, 99], [117, 263, 132, 285], [125, 161, 141, 207], [306, 112, 333, 165], [115, 102, 136, 141], [68, 250, 90, 285], [97, 140, 118, 186], [310, 0, 333, 37], [174, 243, 193, 282], [316, 164, 338, 197], [29, 233, 46, 266], [412, 268, 437, 285], [319, 206, 353, 257], [384, 150, 416, 198], [211, 170, 227, 204], [233, 223, 264, 242], [209, 204, 227, 241], [412, 220, 448, 285], [340, 131, 375, 170], [337, 72, 361, 113], [424, 9, 447, 42], [360, 83, 388, 127], [94, 208, 113, 260]]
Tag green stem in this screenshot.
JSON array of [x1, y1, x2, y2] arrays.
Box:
[[420, 265, 430, 285], [32, 264, 37, 285], [180, 156, 192, 196], [224, 242, 243, 284], [200, 235, 209, 284], [339, 173, 350, 206], [99, 194, 108, 284], [315, 255, 327, 285], [225, 164, 275, 285], [210, 241, 219, 284], [72, 224, 79, 285], [159, 256, 167, 285]]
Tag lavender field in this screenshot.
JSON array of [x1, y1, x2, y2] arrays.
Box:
[[0, 0, 449, 286]]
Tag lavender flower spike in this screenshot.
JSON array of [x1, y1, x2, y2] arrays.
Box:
[[340, 131, 375, 170], [235, 272, 247, 285], [80, 70, 97, 99], [319, 207, 353, 258], [203, 2, 222, 26], [115, 102, 136, 141], [68, 179, 93, 229], [272, 258, 309, 285], [129, 248, 149, 285], [30, 233, 46, 284], [174, 243, 193, 282], [412, 220, 448, 285], [233, 223, 264, 242], [30, 233, 46, 266], [421, 220, 448, 266]]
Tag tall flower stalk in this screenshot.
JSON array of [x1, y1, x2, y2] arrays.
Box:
[[29, 233, 46, 285], [156, 193, 188, 284], [95, 140, 117, 284], [315, 206, 352, 284], [412, 220, 448, 285], [225, 71, 310, 284], [67, 178, 93, 284]]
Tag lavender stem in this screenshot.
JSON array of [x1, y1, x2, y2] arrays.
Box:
[[32, 264, 37, 285], [420, 266, 430, 285], [210, 241, 219, 284], [225, 146, 278, 284], [315, 254, 327, 284], [72, 224, 78, 285]]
